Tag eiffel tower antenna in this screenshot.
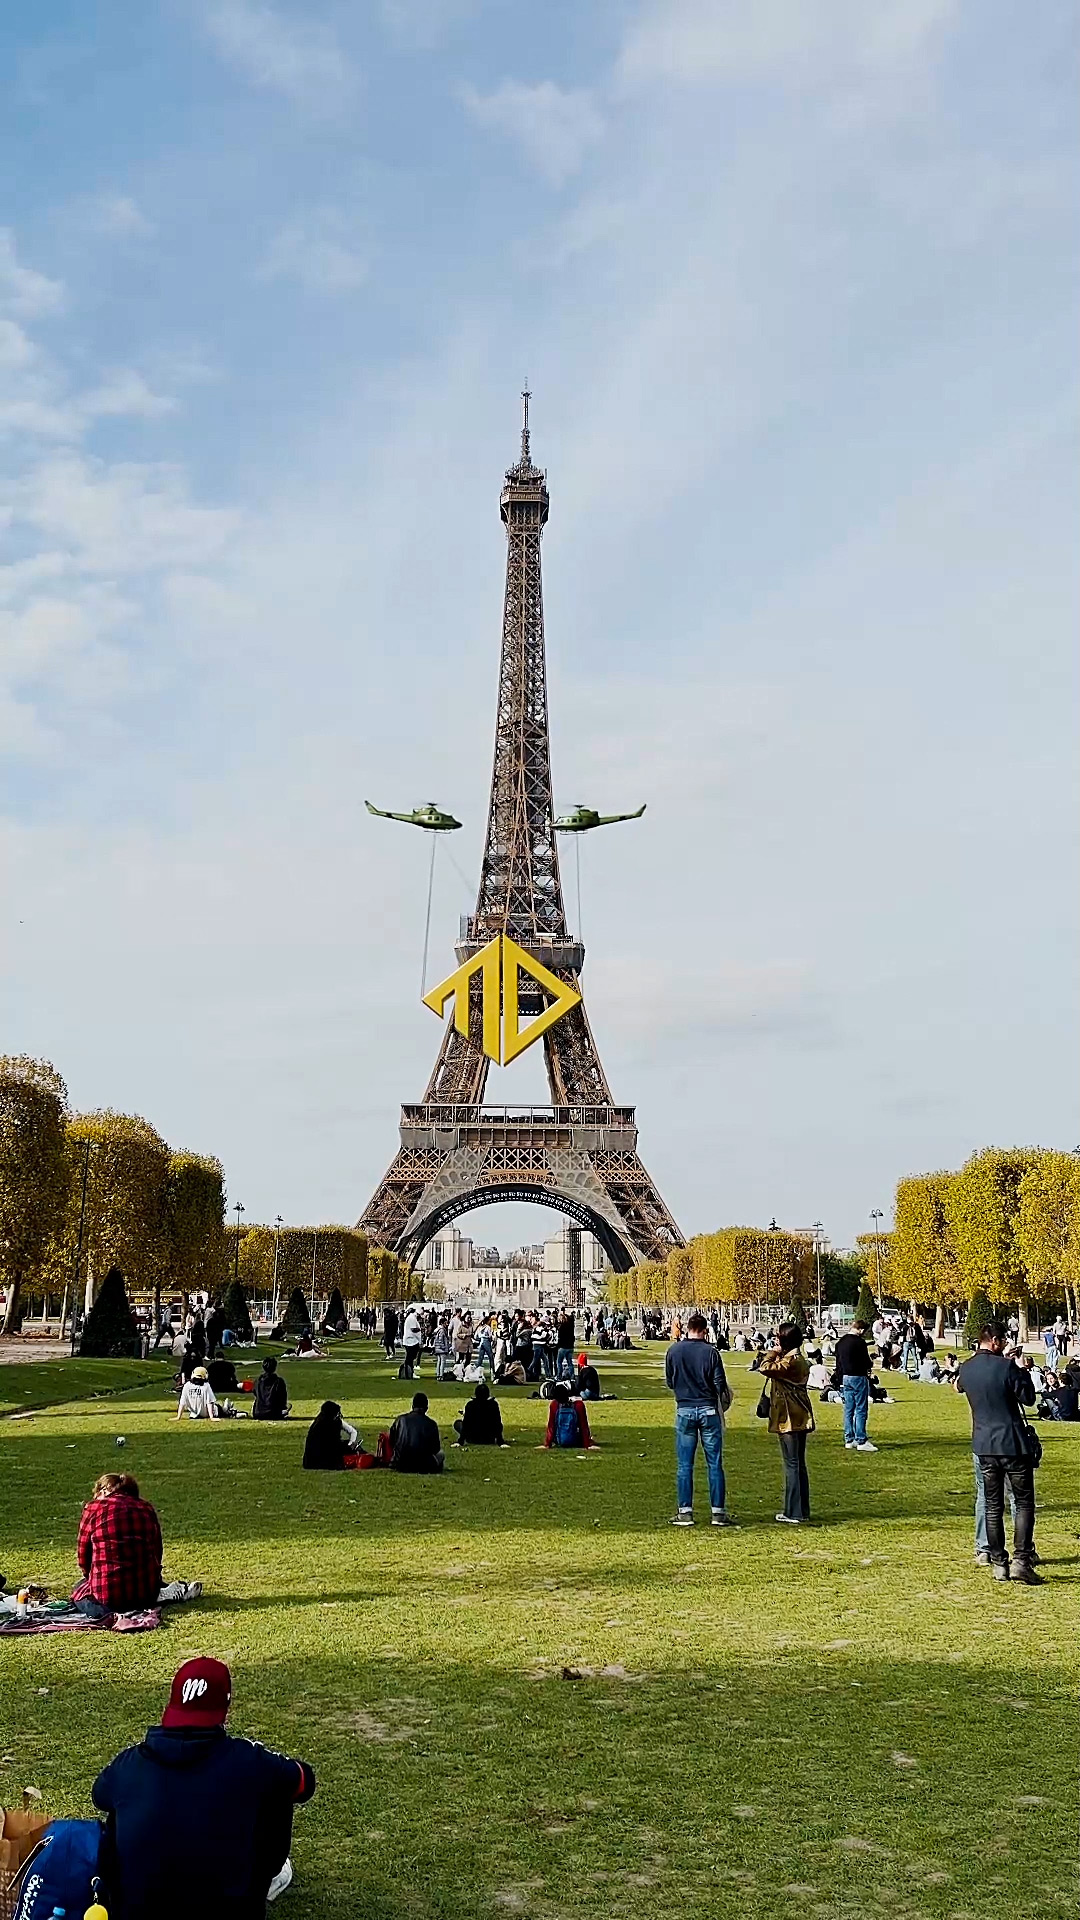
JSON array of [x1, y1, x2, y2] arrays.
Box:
[[359, 398, 684, 1272]]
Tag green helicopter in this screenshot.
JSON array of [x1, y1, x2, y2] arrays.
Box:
[[554, 803, 646, 833], [365, 800, 462, 832]]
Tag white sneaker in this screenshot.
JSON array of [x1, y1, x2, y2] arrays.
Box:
[[844, 1441, 856, 1449], [267, 1858, 293, 1901], [774, 1512, 800, 1524], [856, 1440, 878, 1453]]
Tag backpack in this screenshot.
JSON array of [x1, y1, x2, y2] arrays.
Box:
[[375, 1430, 393, 1467], [553, 1403, 580, 1448], [13, 1819, 102, 1920]]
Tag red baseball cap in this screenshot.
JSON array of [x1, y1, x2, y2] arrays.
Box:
[[161, 1658, 232, 1728]]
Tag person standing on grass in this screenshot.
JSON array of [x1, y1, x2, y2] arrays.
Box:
[[956, 1324, 1041, 1585], [665, 1310, 734, 1527], [835, 1318, 877, 1452], [555, 1308, 576, 1380], [401, 1305, 423, 1378], [382, 1306, 399, 1358], [759, 1322, 815, 1524], [93, 1658, 315, 1920]]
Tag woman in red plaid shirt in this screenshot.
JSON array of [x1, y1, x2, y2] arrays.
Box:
[[73, 1473, 201, 1619]]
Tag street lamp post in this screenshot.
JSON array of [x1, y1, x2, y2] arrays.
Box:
[[233, 1202, 245, 1290], [68, 1137, 92, 1357], [271, 1214, 283, 1325], [870, 1209, 884, 1301], [812, 1220, 824, 1328]]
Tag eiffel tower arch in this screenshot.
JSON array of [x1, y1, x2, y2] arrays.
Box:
[[359, 399, 684, 1273]]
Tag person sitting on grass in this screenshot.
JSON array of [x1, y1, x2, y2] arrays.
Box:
[[574, 1357, 602, 1400], [293, 1330, 327, 1359], [253, 1354, 289, 1421], [176, 1367, 220, 1420], [917, 1353, 943, 1384], [940, 1353, 960, 1385], [92, 1657, 315, 1920], [453, 1380, 505, 1447], [389, 1392, 444, 1473], [206, 1356, 239, 1394], [302, 1401, 360, 1469], [806, 1350, 831, 1393], [542, 1381, 598, 1450], [72, 1473, 202, 1619]]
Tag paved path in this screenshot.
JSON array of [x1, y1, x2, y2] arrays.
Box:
[[0, 1338, 74, 1364]]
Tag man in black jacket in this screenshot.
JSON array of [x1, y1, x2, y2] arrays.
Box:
[[389, 1391, 444, 1472], [665, 1312, 734, 1526], [93, 1658, 316, 1919], [834, 1320, 877, 1452], [956, 1325, 1040, 1584]]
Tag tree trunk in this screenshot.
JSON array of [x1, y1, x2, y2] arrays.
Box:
[[1, 1271, 22, 1336], [58, 1283, 70, 1341], [933, 1302, 945, 1339], [1017, 1300, 1029, 1345], [84, 1257, 95, 1319]]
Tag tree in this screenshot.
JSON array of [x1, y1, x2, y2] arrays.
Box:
[[280, 1286, 311, 1336], [0, 1057, 71, 1334], [220, 1279, 254, 1341], [788, 1288, 808, 1335], [856, 1231, 894, 1304], [165, 1153, 226, 1311], [820, 1251, 863, 1308], [60, 1113, 170, 1313], [80, 1265, 140, 1357], [963, 1286, 995, 1350], [855, 1280, 877, 1326], [323, 1285, 346, 1329], [892, 1174, 964, 1333], [1016, 1152, 1080, 1324], [951, 1148, 1039, 1323]]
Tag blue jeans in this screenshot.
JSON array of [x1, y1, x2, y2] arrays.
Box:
[[842, 1375, 869, 1445], [476, 1336, 494, 1369], [973, 1453, 1017, 1554], [74, 1594, 114, 1620], [538, 1348, 554, 1378], [674, 1406, 725, 1511], [556, 1347, 574, 1380]]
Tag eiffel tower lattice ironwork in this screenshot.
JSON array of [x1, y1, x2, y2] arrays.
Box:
[[358, 398, 684, 1272]]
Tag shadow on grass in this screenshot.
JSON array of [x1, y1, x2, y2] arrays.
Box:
[[1, 1652, 1074, 1920]]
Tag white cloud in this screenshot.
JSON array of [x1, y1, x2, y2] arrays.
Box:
[[80, 371, 178, 421], [462, 80, 604, 187], [81, 194, 155, 240], [0, 230, 64, 319], [203, 1, 358, 114], [618, 0, 956, 90], [260, 211, 369, 293], [6, 455, 238, 575]]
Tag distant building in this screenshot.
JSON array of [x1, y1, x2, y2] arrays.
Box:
[[418, 1221, 610, 1309]]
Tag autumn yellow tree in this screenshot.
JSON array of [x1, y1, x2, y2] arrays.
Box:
[[0, 1057, 72, 1334], [951, 1147, 1040, 1338], [1016, 1151, 1080, 1324], [164, 1152, 226, 1315], [892, 1173, 964, 1335], [62, 1112, 171, 1313]]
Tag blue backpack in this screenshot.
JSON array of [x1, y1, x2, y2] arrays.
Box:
[[13, 1819, 102, 1920], [553, 1403, 580, 1448]]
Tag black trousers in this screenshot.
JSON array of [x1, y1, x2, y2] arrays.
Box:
[[979, 1454, 1035, 1567], [778, 1430, 810, 1520]]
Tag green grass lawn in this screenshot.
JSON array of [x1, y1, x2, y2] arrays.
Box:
[[0, 1341, 1076, 1919]]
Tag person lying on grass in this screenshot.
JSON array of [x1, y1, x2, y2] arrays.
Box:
[[252, 1353, 289, 1420], [453, 1380, 506, 1447], [93, 1657, 315, 1920], [541, 1381, 599, 1450], [176, 1367, 220, 1420], [302, 1401, 361, 1469], [389, 1391, 445, 1472], [73, 1473, 202, 1618]]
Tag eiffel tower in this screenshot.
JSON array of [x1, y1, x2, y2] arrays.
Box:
[[359, 398, 684, 1273]]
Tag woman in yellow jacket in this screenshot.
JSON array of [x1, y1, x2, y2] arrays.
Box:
[[759, 1322, 816, 1524]]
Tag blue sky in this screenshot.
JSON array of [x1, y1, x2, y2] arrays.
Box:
[[1, 0, 1077, 1253]]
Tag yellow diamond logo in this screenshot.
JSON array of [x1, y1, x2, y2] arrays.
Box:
[[422, 934, 580, 1066]]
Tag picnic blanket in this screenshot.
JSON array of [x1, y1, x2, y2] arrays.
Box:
[[0, 1608, 160, 1636]]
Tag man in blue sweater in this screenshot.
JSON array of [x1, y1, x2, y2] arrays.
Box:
[[93, 1658, 316, 1918], [665, 1312, 734, 1526]]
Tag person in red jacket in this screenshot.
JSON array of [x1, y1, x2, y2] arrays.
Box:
[[72, 1472, 201, 1618], [542, 1382, 599, 1450]]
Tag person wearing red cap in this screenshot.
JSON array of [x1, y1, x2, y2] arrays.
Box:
[[92, 1658, 316, 1919]]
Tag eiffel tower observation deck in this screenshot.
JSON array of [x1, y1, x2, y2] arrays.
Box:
[[359, 398, 684, 1273]]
